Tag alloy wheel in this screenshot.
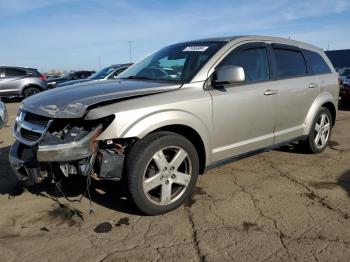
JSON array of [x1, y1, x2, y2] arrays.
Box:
[[314, 113, 330, 149], [142, 146, 192, 206]]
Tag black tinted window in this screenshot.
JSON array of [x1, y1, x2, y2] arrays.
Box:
[[274, 49, 307, 78], [5, 68, 27, 77], [71, 73, 81, 79], [220, 47, 269, 82], [304, 50, 331, 74]]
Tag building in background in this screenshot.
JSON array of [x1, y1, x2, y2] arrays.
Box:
[[325, 49, 350, 70]]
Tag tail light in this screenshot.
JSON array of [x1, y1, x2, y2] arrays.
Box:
[[39, 75, 46, 81]]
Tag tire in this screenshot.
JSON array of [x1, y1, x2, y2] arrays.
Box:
[[126, 131, 199, 215], [300, 107, 332, 154], [23, 86, 41, 98]]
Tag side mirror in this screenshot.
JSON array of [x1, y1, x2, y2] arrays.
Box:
[[214, 65, 245, 85], [0, 101, 8, 129]]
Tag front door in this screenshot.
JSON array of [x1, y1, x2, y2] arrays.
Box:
[[209, 43, 276, 162]]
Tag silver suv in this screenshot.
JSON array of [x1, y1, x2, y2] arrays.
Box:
[[9, 36, 338, 215], [0, 98, 7, 129], [0, 66, 47, 98]]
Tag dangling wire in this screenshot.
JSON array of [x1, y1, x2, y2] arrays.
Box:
[[54, 153, 97, 214]]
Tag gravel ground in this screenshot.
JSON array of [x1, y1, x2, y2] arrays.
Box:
[[1, 102, 350, 262]]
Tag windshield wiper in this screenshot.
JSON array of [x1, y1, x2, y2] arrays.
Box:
[[126, 76, 156, 80], [122, 75, 182, 83]]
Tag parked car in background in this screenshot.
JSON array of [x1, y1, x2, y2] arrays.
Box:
[[9, 36, 338, 215], [58, 64, 132, 87], [0, 66, 47, 98], [340, 75, 350, 104], [338, 67, 350, 85], [47, 70, 95, 88], [0, 98, 8, 129]]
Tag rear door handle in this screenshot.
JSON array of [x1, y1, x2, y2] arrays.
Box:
[[309, 83, 318, 88], [264, 89, 278, 96]]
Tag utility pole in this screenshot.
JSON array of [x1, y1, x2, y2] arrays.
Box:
[[128, 41, 133, 63]]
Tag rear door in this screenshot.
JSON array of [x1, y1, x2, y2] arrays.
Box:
[[303, 50, 338, 106], [269, 44, 320, 144]]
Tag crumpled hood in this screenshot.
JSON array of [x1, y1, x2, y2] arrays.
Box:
[[22, 79, 181, 118]]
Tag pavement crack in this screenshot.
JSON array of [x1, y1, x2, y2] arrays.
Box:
[[232, 174, 289, 254], [258, 155, 349, 220], [184, 207, 206, 262]]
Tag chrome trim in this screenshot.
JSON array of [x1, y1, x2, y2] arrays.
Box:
[[20, 120, 47, 134], [13, 111, 53, 146]]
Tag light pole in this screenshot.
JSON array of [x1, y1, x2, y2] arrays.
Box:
[[128, 41, 133, 63]]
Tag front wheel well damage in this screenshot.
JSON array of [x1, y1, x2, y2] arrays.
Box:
[[150, 125, 206, 174]]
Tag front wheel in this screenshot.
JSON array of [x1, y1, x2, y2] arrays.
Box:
[[300, 107, 332, 153], [126, 132, 199, 215]]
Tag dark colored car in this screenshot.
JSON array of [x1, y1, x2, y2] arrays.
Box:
[[47, 70, 95, 89], [340, 75, 350, 103], [58, 64, 132, 87], [0, 66, 47, 98]]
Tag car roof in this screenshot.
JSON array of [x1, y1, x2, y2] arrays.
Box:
[[0, 65, 38, 71], [180, 35, 322, 51]]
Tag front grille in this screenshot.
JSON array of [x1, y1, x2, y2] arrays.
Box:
[[25, 112, 50, 126], [20, 128, 42, 141], [14, 111, 52, 146]]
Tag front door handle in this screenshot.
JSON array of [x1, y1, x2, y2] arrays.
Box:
[[264, 89, 278, 96], [309, 83, 319, 88]]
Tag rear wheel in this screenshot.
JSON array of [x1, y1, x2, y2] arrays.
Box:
[[300, 107, 332, 153], [23, 86, 41, 98], [126, 132, 199, 215]]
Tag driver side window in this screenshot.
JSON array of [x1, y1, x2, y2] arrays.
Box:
[[220, 46, 270, 83]]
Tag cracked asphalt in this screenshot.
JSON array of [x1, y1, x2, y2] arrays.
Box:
[[1, 102, 350, 262]]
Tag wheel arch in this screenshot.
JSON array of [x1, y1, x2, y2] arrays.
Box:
[[321, 101, 336, 126], [303, 92, 337, 135], [97, 110, 212, 174], [151, 124, 207, 174], [21, 84, 43, 96]]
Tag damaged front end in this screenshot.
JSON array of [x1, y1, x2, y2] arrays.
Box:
[[9, 110, 130, 185]]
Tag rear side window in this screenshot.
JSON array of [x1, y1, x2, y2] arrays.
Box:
[[5, 68, 27, 77], [273, 49, 307, 78], [220, 47, 270, 82], [304, 50, 331, 74]]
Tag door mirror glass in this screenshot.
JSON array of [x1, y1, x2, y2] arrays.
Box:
[[214, 65, 245, 85]]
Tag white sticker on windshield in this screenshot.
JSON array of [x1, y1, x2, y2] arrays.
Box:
[[183, 46, 209, 52]]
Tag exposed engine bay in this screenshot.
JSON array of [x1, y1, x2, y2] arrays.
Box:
[[10, 110, 134, 186]]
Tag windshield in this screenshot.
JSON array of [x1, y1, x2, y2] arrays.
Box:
[[62, 72, 75, 79], [89, 66, 117, 80], [118, 41, 225, 83]]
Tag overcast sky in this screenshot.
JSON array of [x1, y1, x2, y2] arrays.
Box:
[[0, 0, 349, 72]]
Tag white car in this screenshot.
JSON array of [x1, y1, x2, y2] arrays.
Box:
[[0, 99, 8, 129]]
